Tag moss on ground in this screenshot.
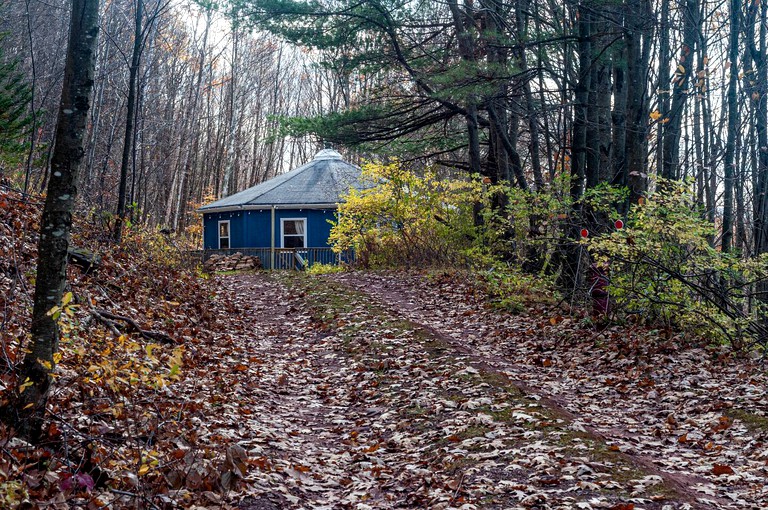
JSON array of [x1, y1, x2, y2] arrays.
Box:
[[278, 271, 682, 504], [727, 408, 768, 432]]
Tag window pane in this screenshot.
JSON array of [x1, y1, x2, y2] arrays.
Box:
[[284, 220, 297, 235], [284, 235, 304, 248], [220, 237, 230, 249], [219, 222, 229, 236]]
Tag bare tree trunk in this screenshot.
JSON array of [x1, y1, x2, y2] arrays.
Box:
[[737, 128, 748, 251], [701, 51, 717, 235], [611, 37, 627, 187], [84, 27, 111, 201], [532, 5, 556, 179], [516, 0, 543, 189], [485, 0, 511, 184], [114, 0, 143, 242], [655, 0, 671, 178], [595, 36, 612, 184], [221, 20, 240, 197], [181, 8, 211, 224], [585, 6, 613, 189], [748, 0, 768, 254], [558, 1, 591, 293], [0, 0, 99, 441], [722, 0, 740, 252], [661, 0, 699, 180], [624, 0, 652, 203], [571, 2, 591, 202], [693, 49, 705, 207], [22, 0, 38, 196], [447, 0, 481, 176]]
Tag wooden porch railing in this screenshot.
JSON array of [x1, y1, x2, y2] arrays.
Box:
[[196, 247, 353, 270]]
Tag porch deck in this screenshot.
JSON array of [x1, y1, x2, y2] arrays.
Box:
[[199, 247, 352, 270]]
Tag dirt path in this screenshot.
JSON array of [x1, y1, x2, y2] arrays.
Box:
[[190, 271, 766, 509], [329, 270, 768, 509]]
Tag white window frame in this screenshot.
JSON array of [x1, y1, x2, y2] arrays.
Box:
[[218, 220, 231, 249], [281, 217, 307, 248]]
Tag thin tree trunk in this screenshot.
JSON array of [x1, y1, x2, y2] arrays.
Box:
[[596, 35, 612, 184], [221, 21, 240, 197], [22, 0, 38, 196], [655, 0, 671, 177], [737, 128, 748, 251], [517, 0, 543, 189], [447, 0, 481, 176], [532, 4, 556, 179], [747, 0, 768, 254], [701, 46, 716, 234], [114, 0, 143, 242], [0, 0, 99, 441], [84, 36, 110, 201], [571, 3, 591, 202], [485, 0, 511, 184], [585, 8, 601, 190], [693, 48, 705, 207], [722, 0, 740, 252], [661, 0, 699, 180], [624, 0, 652, 204], [611, 39, 627, 187]]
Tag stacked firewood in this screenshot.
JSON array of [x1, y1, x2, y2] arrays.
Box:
[[204, 253, 262, 272]]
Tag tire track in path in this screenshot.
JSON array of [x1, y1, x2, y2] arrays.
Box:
[[331, 270, 767, 509]]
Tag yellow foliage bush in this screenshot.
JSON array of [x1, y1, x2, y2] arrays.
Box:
[[330, 161, 503, 268]]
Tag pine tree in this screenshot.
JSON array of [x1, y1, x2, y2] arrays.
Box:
[[0, 44, 33, 168]]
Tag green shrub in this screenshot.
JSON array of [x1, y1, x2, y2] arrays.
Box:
[[306, 262, 346, 275], [330, 161, 498, 267], [587, 180, 767, 348], [481, 265, 559, 313]]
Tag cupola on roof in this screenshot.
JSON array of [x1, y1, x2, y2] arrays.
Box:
[[313, 148, 343, 160], [198, 149, 365, 211]]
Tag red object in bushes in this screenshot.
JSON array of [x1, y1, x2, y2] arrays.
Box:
[[588, 263, 610, 315]]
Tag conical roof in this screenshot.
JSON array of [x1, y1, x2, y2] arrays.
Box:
[[199, 149, 364, 211]]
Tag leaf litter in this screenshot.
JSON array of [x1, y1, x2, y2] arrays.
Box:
[[177, 270, 737, 509], [329, 269, 768, 509], [2, 186, 766, 508]]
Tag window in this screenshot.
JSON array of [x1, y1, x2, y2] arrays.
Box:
[[282, 218, 306, 248], [218, 220, 230, 249]]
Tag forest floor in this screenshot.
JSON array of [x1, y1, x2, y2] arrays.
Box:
[[0, 263, 766, 509], [2, 180, 767, 509], [193, 270, 767, 510]]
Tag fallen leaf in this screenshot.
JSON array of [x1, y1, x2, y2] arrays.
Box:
[[712, 464, 734, 476]]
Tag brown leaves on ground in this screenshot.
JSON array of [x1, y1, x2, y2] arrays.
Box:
[[2, 186, 768, 508], [0, 187, 229, 508], [331, 270, 768, 509]]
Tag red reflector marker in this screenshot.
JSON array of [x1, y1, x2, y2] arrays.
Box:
[[615, 219, 624, 229], [580, 228, 589, 238]]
